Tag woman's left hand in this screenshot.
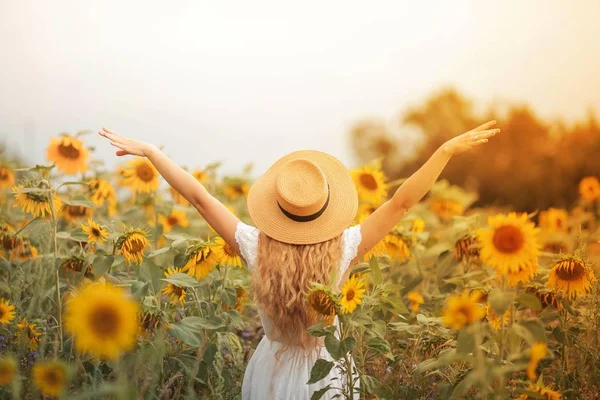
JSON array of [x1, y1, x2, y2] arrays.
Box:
[[98, 128, 154, 157], [441, 120, 500, 156]]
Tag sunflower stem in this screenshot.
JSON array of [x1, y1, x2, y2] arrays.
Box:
[[496, 277, 506, 399], [47, 185, 64, 352]]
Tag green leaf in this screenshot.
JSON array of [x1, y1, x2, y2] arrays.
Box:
[[381, 296, 409, 315], [92, 255, 114, 276], [362, 375, 393, 399], [310, 385, 332, 400], [161, 273, 200, 288], [371, 320, 387, 339], [366, 337, 394, 360], [307, 359, 334, 384], [307, 322, 336, 337], [370, 257, 382, 285], [339, 337, 356, 357], [324, 334, 341, 360], [180, 316, 224, 330], [488, 288, 515, 315], [168, 323, 203, 347], [456, 330, 475, 355], [147, 246, 172, 258], [520, 319, 547, 343], [516, 293, 542, 311], [62, 198, 95, 208], [349, 312, 373, 327], [174, 253, 187, 269]]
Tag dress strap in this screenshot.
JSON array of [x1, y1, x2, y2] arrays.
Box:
[[338, 225, 362, 285], [234, 222, 260, 269]]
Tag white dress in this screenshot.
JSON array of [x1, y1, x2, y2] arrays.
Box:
[[235, 222, 362, 400]]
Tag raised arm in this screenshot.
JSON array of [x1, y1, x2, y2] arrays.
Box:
[[98, 128, 241, 253], [356, 120, 500, 261]]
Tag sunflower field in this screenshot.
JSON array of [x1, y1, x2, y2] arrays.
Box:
[[0, 132, 600, 399]]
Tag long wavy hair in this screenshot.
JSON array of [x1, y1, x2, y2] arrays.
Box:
[[250, 232, 342, 351]]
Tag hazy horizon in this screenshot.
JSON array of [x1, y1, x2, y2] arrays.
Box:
[[1, 1, 599, 175]]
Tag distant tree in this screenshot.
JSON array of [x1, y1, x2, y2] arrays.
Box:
[[349, 88, 600, 212]]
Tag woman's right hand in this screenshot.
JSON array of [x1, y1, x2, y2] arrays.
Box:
[[98, 127, 155, 157], [441, 120, 500, 156]]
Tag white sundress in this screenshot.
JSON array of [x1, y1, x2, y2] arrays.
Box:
[[235, 222, 362, 400]]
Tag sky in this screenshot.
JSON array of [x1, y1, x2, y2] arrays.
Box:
[[1, 1, 599, 176]]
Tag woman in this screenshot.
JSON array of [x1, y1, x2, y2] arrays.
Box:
[[99, 121, 499, 399]]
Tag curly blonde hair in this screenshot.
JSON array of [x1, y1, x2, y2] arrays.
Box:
[[251, 232, 342, 351]]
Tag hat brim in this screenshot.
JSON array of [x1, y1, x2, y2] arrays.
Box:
[[247, 150, 358, 245]]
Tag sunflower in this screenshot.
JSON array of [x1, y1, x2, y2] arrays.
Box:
[[162, 267, 187, 305], [0, 226, 23, 253], [306, 285, 338, 324], [233, 287, 248, 313], [64, 282, 140, 359], [469, 288, 488, 304], [121, 158, 160, 193], [170, 187, 189, 206], [477, 212, 540, 275], [539, 208, 568, 232], [526, 287, 561, 310], [526, 342, 547, 381], [183, 242, 220, 279], [339, 276, 366, 314], [32, 360, 70, 397], [486, 304, 510, 331], [506, 263, 537, 286], [0, 357, 16, 386], [350, 163, 387, 206], [430, 198, 465, 221], [407, 291, 424, 313], [62, 204, 94, 223], [158, 210, 190, 234], [116, 229, 150, 265], [455, 235, 481, 264], [515, 384, 561, 400], [192, 168, 208, 183], [61, 256, 94, 279], [16, 318, 42, 350], [548, 256, 596, 299], [46, 134, 89, 175], [88, 178, 117, 208], [13, 183, 62, 218], [10, 241, 38, 262], [578, 176, 600, 202], [213, 236, 243, 268], [223, 180, 250, 200], [0, 166, 15, 189], [0, 299, 15, 325], [139, 310, 166, 337], [383, 233, 411, 262], [81, 219, 109, 244], [442, 292, 486, 330], [362, 238, 387, 261], [355, 203, 377, 223]]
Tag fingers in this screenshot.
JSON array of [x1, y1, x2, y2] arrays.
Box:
[[102, 127, 119, 136], [472, 138, 489, 146], [471, 129, 500, 141], [116, 150, 128, 156], [473, 120, 497, 131]]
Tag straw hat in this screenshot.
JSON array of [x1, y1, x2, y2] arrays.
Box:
[[247, 150, 358, 245]]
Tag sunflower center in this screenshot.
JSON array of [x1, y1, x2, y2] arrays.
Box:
[[492, 225, 524, 254], [309, 292, 335, 315], [0, 309, 4, 319], [223, 242, 236, 257], [89, 305, 119, 337], [58, 143, 81, 159], [556, 260, 586, 281], [346, 289, 356, 301], [135, 164, 156, 182], [44, 369, 63, 386], [91, 228, 101, 237], [172, 285, 185, 297], [126, 237, 146, 253], [0, 169, 9, 180], [457, 305, 472, 320], [167, 216, 179, 226], [359, 173, 378, 191], [68, 205, 88, 217]]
